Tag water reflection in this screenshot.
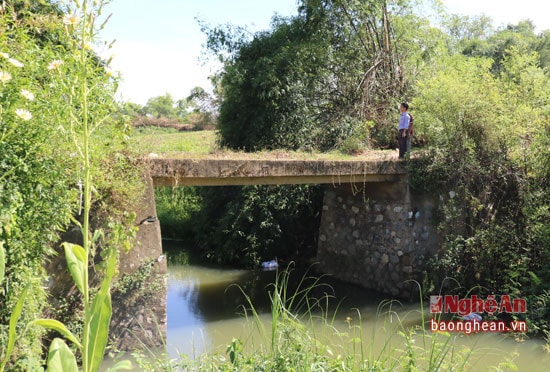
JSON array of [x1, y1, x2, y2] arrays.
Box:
[[165, 243, 549, 371]]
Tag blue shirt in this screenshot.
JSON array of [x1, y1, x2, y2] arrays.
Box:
[[398, 112, 410, 130]]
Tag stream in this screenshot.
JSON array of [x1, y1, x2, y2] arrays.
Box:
[[163, 242, 549, 371]]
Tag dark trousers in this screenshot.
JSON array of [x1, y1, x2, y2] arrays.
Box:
[[398, 129, 408, 158]]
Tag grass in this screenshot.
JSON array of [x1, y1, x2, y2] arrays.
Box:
[[129, 127, 398, 161], [129, 127, 217, 155], [133, 265, 509, 372]]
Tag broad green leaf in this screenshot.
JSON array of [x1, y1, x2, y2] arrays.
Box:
[[86, 249, 117, 372], [86, 292, 112, 372], [47, 338, 78, 372], [0, 283, 29, 370], [30, 319, 82, 349], [63, 242, 86, 294], [0, 243, 5, 286], [106, 360, 133, 371]]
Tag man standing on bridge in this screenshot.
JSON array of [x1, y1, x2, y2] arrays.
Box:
[[397, 102, 410, 159]]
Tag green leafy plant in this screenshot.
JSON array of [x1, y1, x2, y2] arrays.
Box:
[[0, 1, 131, 370], [0, 284, 29, 371], [412, 41, 550, 334], [0, 244, 4, 286], [1, 2, 79, 367], [191, 184, 323, 267], [25, 1, 130, 371]]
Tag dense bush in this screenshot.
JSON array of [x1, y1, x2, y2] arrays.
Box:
[[154, 186, 201, 240], [411, 40, 550, 334], [188, 185, 324, 267], [0, 1, 138, 369], [0, 4, 79, 367]]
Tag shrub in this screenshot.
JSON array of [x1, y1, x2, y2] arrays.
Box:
[[189, 185, 323, 267]]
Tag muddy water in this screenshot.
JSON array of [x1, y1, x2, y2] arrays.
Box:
[[166, 250, 549, 371]]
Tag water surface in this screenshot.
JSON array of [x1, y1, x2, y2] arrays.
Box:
[[165, 247, 549, 371]]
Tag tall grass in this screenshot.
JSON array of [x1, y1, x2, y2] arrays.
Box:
[[155, 265, 495, 372]]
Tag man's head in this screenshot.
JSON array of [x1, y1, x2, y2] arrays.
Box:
[[400, 102, 409, 112]]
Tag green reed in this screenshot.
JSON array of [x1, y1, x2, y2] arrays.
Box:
[[170, 265, 497, 372]]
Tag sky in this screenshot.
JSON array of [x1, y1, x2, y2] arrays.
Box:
[[99, 0, 550, 105]]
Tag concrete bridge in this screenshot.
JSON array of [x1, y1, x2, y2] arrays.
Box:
[[114, 154, 438, 351], [146, 153, 406, 186]]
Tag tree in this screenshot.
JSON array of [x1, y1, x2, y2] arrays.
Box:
[[537, 30, 550, 69], [120, 101, 142, 117], [183, 86, 218, 129], [185, 86, 211, 112], [457, 19, 549, 74], [206, 0, 417, 151], [142, 93, 178, 119]]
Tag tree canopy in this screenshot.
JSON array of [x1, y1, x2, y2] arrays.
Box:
[[205, 0, 423, 151]]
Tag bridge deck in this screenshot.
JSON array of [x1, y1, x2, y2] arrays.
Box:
[[147, 152, 407, 186]]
